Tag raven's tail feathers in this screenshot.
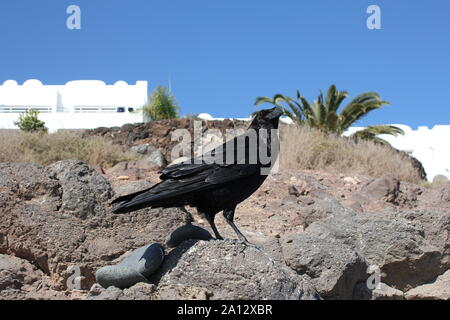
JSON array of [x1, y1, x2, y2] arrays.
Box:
[[110, 185, 156, 205]]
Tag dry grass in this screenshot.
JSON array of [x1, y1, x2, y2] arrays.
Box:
[[0, 130, 22, 163], [279, 124, 423, 184], [0, 125, 424, 184], [0, 130, 137, 169]]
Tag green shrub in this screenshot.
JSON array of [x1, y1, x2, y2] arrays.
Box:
[[14, 109, 48, 132], [142, 86, 179, 120]]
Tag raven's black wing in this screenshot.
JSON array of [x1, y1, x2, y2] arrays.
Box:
[[111, 162, 261, 212], [111, 131, 264, 212], [159, 129, 267, 179]]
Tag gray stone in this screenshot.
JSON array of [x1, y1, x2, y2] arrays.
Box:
[[130, 144, 150, 155], [118, 243, 165, 277], [95, 265, 148, 289], [397, 210, 450, 268], [404, 270, 450, 300], [362, 175, 400, 202], [114, 181, 154, 198], [0, 270, 22, 291], [114, 180, 154, 197], [88, 283, 105, 296], [299, 198, 352, 228], [145, 146, 166, 168], [345, 175, 401, 211], [94, 243, 164, 290], [165, 224, 212, 248], [305, 210, 444, 291], [131, 144, 166, 168], [121, 282, 157, 300], [0, 254, 43, 290], [280, 233, 368, 300], [257, 237, 285, 263], [87, 284, 124, 300], [0, 162, 61, 213], [87, 282, 157, 300], [46, 160, 113, 219], [153, 240, 320, 300]]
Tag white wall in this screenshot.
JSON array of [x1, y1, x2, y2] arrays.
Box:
[[0, 79, 147, 132], [0, 79, 148, 112], [60, 80, 148, 111]]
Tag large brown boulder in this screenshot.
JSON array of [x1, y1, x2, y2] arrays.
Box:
[[299, 209, 447, 291], [0, 161, 192, 291]]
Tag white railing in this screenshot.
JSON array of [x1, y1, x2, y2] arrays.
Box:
[[0, 106, 53, 113], [73, 106, 121, 113]]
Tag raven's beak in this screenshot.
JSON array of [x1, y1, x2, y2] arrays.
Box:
[[267, 107, 284, 119]]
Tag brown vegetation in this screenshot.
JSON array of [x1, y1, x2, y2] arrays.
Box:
[[0, 130, 137, 169], [278, 124, 423, 184]]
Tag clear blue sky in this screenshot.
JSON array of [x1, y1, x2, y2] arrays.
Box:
[[1, 0, 449, 128]]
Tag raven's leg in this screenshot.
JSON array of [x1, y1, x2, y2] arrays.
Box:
[[223, 207, 252, 245], [205, 213, 223, 240]]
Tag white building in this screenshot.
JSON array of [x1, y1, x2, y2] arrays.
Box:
[[0, 79, 147, 131]]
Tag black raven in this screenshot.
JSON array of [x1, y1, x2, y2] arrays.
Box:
[[111, 107, 283, 244]]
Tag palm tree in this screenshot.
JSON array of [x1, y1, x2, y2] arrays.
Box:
[[351, 125, 405, 145], [255, 85, 404, 144], [142, 86, 179, 120]]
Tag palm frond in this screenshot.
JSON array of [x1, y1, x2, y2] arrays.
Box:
[[283, 96, 304, 121], [325, 85, 337, 113], [255, 94, 305, 123], [353, 125, 404, 136], [338, 97, 389, 132], [348, 92, 382, 105], [351, 125, 404, 145], [254, 96, 280, 107], [334, 90, 349, 112]]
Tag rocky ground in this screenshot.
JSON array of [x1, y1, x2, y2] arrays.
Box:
[[0, 157, 449, 300]]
